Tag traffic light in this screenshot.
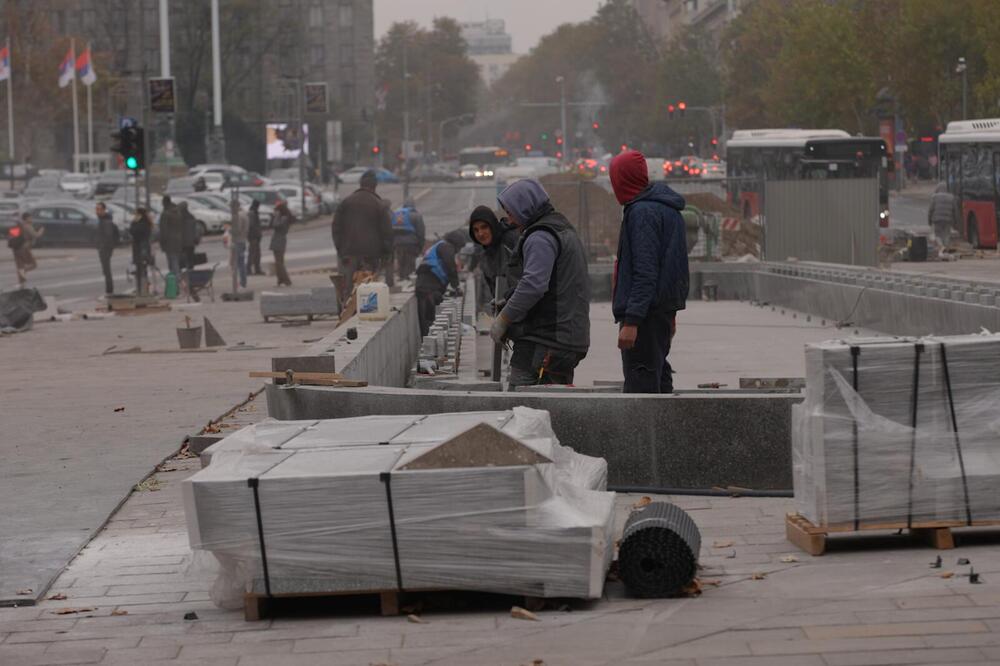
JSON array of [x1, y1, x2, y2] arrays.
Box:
[[110, 126, 145, 171], [371, 145, 381, 155], [524, 143, 532, 152], [556, 136, 563, 146], [592, 121, 600, 130], [667, 104, 676, 119], [541, 132, 549, 141], [711, 137, 718, 146], [678, 101, 687, 118]]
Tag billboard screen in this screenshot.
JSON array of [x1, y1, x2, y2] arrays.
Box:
[[266, 123, 309, 160]]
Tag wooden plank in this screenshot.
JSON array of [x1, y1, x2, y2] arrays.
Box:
[[785, 513, 826, 556], [379, 591, 399, 616], [249, 371, 367, 388], [914, 527, 955, 550]]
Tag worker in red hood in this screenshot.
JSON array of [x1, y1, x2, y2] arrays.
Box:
[[609, 150, 689, 393]]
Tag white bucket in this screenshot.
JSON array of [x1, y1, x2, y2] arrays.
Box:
[[357, 282, 390, 320]]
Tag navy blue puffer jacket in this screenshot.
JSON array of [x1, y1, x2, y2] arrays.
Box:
[[613, 182, 689, 324]]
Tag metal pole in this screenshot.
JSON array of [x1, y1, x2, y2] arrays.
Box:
[[159, 0, 171, 77], [86, 78, 92, 171], [70, 39, 80, 172], [557, 76, 567, 166], [963, 69, 968, 120], [298, 80, 305, 216], [6, 36, 14, 162], [210, 0, 222, 128], [402, 36, 410, 199], [139, 14, 151, 209]]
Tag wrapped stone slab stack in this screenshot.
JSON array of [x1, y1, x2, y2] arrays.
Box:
[[184, 408, 614, 606], [793, 333, 1000, 528]]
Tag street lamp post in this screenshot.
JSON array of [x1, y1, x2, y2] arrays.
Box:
[[956, 57, 968, 120], [556, 76, 567, 167]]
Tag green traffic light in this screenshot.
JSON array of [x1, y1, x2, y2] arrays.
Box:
[[126, 156, 138, 169]]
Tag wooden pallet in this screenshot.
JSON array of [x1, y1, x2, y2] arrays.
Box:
[[249, 370, 367, 387], [786, 512, 969, 556]]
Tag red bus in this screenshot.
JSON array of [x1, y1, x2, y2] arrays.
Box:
[[938, 118, 1000, 248], [726, 129, 850, 219]]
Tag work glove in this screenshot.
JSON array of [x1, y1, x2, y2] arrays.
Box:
[[490, 312, 510, 345], [490, 296, 507, 311]]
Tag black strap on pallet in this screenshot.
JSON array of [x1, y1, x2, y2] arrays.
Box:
[[379, 472, 405, 592], [940, 343, 973, 526], [850, 346, 861, 530], [906, 343, 925, 530], [247, 477, 273, 598]]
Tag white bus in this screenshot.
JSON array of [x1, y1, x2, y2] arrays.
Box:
[[938, 118, 1000, 248]]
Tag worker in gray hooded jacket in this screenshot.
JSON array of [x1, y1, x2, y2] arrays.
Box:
[[491, 179, 590, 388], [928, 182, 960, 247]]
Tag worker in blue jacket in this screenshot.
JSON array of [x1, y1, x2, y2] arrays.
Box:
[[415, 229, 467, 337], [391, 197, 426, 280]]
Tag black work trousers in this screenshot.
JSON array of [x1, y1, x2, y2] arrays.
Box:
[[621, 309, 676, 394], [508, 340, 585, 390], [416, 288, 441, 338], [98, 248, 114, 295]]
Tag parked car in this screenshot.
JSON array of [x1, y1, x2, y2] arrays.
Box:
[[222, 171, 267, 189], [23, 176, 63, 198], [170, 196, 228, 235], [60, 172, 96, 197], [189, 163, 247, 179], [94, 170, 135, 197], [240, 187, 288, 226], [411, 163, 457, 183], [338, 166, 398, 185], [22, 200, 107, 247], [0, 199, 22, 235], [269, 181, 324, 218], [267, 167, 300, 181], [496, 157, 559, 182]]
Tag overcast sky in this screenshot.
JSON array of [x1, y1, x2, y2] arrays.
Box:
[[374, 0, 606, 53]]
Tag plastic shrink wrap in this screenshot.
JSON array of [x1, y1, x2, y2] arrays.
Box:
[[793, 333, 1000, 528], [184, 408, 615, 608]]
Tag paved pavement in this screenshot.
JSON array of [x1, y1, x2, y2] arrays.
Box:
[[4, 455, 1000, 665]]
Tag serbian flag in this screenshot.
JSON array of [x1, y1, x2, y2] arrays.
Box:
[[0, 45, 10, 82], [75, 46, 96, 86], [58, 47, 74, 88]]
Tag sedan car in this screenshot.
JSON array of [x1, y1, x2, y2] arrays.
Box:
[[23, 201, 106, 247], [338, 166, 398, 185], [23, 176, 63, 198]]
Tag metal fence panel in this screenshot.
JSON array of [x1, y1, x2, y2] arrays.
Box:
[[763, 178, 879, 267]]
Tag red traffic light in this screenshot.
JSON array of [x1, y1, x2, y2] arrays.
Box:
[[711, 137, 718, 146], [524, 143, 532, 151], [667, 104, 676, 113], [678, 101, 687, 110], [592, 122, 599, 130], [556, 137, 563, 145], [371, 145, 380, 154], [555, 151, 563, 159], [620, 144, 628, 152]]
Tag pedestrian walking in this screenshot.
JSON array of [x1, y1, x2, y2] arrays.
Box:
[[468, 205, 521, 304], [247, 199, 264, 275], [158, 195, 184, 275], [490, 179, 590, 389], [609, 150, 689, 394], [129, 208, 153, 295], [331, 170, 393, 302], [178, 201, 201, 270], [928, 182, 960, 248], [229, 199, 249, 289], [8, 211, 43, 288], [95, 202, 119, 296], [415, 229, 467, 337], [392, 197, 426, 280], [270, 200, 295, 286]]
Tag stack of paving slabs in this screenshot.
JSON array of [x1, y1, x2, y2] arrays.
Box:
[[793, 333, 1000, 528], [184, 408, 614, 607]]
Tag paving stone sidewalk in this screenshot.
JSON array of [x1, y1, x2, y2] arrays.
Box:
[[3, 454, 1000, 666]]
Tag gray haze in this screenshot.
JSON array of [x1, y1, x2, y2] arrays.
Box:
[[375, 0, 606, 53]]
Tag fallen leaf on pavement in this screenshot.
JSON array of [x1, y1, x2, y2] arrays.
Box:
[[780, 555, 799, 563], [47, 593, 67, 601], [110, 609, 128, 616], [680, 579, 703, 597], [712, 540, 734, 549], [751, 572, 767, 580], [940, 571, 955, 579], [51, 607, 96, 615], [113, 406, 125, 412], [406, 614, 426, 624], [631, 496, 652, 509], [510, 606, 540, 621], [701, 579, 722, 587]]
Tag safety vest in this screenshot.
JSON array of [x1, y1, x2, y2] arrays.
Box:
[[422, 240, 449, 286], [392, 207, 416, 233]]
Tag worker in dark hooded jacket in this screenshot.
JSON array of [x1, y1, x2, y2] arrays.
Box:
[[415, 229, 467, 337], [491, 179, 590, 388], [468, 205, 521, 304], [610, 150, 689, 394]]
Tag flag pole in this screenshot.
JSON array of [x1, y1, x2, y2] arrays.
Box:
[[86, 42, 93, 173], [6, 36, 13, 162], [70, 38, 80, 172]]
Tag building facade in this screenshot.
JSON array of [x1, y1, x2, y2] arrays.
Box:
[[630, 0, 745, 46], [460, 19, 520, 89]]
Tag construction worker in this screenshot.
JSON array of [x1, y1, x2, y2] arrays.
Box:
[[415, 229, 467, 337], [392, 197, 426, 280]]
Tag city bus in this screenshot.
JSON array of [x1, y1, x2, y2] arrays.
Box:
[[458, 146, 511, 178], [801, 137, 891, 227], [726, 129, 850, 219], [938, 118, 1000, 249]]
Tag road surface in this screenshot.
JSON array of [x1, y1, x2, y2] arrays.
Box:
[[0, 182, 498, 302]]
